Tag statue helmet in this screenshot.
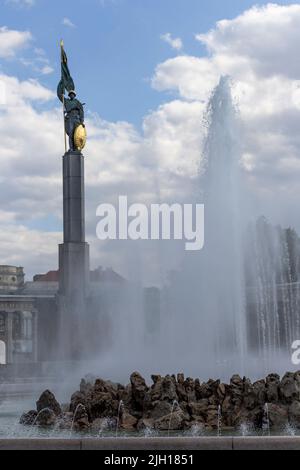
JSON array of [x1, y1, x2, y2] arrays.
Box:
[[68, 90, 76, 97]]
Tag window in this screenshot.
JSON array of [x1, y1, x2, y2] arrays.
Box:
[[0, 314, 5, 334], [12, 313, 22, 340], [0, 340, 6, 365]]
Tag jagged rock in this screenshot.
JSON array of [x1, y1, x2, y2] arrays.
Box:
[[94, 379, 118, 399], [176, 382, 187, 402], [266, 374, 280, 403], [149, 376, 163, 402], [231, 406, 263, 428], [121, 411, 138, 430], [73, 405, 90, 431], [230, 375, 244, 406], [177, 374, 185, 384], [267, 404, 288, 429], [36, 390, 61, 416], [154, 409, 186, 431], [20, 410, 37, 426], [206, 405, 219, 428], [198, 379, 220, 400], [20, 371, 300, 433], [187, 400, 209, 420], [130, 372, 148, 410], [70, 391, 88, 414], [252, 380, 266, 407], [195, 379, 202, 400], [89, 391, 119, 420], [137, 418, 155, 431], [161, 375, 178, 402], [221, 396, 234, 426], [119, 384, 132, 407], [280, 373, 300, 404], [146, 400, 173, 419], [288, 401, 300, 427], [35, 408, 57, 427], [243, 379, 256, 410], [217, 383, 227, 401], [184, 378, 196, 403]]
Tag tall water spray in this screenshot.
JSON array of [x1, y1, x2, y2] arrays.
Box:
[[161, 77, 247, 379], [198, 76, 247, 370], [90, 77, 298, 382], [245, 217, 300, 370]]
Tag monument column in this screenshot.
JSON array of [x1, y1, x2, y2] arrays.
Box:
[[57, 42, 90, 360], [59, 150, 90, 297], [58, 151, 90, 360]]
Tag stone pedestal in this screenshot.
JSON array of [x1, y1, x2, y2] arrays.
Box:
[[58, 151, 90, 360]]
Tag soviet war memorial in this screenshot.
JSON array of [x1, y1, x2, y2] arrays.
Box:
[[2, 1, 300, 455]]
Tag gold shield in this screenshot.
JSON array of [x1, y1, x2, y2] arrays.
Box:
[[74, 125, 87, 151]]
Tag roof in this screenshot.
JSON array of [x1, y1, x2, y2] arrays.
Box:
[[33, 271, 59, 282]]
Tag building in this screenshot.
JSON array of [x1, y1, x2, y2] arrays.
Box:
[[0, 265, 126, 366]]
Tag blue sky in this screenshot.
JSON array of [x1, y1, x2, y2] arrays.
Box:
[[1, 0, 298, 126], [2, 1, 300, 280]]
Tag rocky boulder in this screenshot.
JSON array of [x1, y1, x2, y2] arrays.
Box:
[[89, 391, 119, 421], [36, 390, 61, 416], [230, 375, 244, 406], [154, 409, 186, 431], [289, 401, 300, 427], [72, 404, 90, 431], [130, 372, 148, 410], [70, 391, 88, 414], [35, 408, 57, 427], [280, 373, 300, 404], [266, 374, 280, 403], [146, 400, 173, 420], [161, 375, 178, 402], [121, 410, 138, 430], [188, 400, 209, 421], [266, 403, 288, 429], [19, 410, 37, 426]]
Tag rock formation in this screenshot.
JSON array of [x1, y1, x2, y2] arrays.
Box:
[[20, 371, 300, 433]]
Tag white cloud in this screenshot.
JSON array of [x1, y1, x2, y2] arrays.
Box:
[[0, 26, 32, 58], [62, 17, 76, 28], [0, 69, 199, 281], [40, 65, 54, 75], [2, 6, 300, 282], [151, 4, 300, 232], [161, 33, 183, 51]]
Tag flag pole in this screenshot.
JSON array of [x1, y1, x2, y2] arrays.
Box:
[[60, 39, 67, 153]]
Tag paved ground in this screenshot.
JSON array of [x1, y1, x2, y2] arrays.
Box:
[[0, 437, 299, 450]]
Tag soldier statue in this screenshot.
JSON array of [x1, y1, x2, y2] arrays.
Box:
[[57, 41, 87, 152], [57, 85, 85, 151]]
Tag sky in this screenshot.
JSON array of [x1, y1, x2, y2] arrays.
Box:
[[0, 0, 297, 124], [1, 0, 300, 284]]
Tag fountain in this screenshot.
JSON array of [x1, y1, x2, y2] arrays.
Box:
[[115, 400, 124, 438], [168, 400, 180, 437], [284, 423, 297, 436], [239, 422, 254, 437], [217, 405, 222, 437], [262, 403, 271, 436], [70, 404, 88, 435], [158, 76, 248, 380], [2, 78, 300, 447]]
